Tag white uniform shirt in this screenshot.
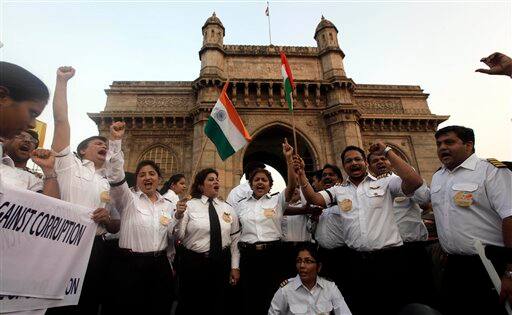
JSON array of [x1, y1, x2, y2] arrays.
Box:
[[1, 155, 43, 192], [268, 275, 352, 315], [315, 205, 345, 249], [174, 196, 241, 268], [107, 141, 176, 253], [319, 174, 413, 251], [226, 181, 252, 208], [54, 142, 120, 235], [282, 200, 311, 242], [388, 174, 429, 242], [236, 191, 287, 243], [163, 189, 180, 204], [430, 154, 512, 255]]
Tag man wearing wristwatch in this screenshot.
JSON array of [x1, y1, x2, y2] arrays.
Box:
[[294, 141, 426, 315], [430, 125, 512, 315]]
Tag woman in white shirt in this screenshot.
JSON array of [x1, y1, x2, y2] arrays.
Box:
[[173, 168, 240, 315], [236, 140, 297, 315], [107, 154, 176, 315], [161, 173, 187, 204], [268, 244, 352, 315]]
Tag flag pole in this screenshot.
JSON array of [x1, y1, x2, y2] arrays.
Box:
[[291, 105, 298, 153], [266, 1, 272, 45]]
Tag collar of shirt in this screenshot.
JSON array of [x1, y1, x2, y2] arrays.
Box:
[[133, 189, 166, 204], [200, 195, 221, 205], [440, 153, 478, 174], [247, 192, 272, 201], [79, 156, 107, 176], [291, 275, 325, 291], [344, 172, 377, 186]]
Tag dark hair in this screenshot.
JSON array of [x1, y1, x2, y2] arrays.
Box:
[[160, 173, 186, 195], [322, 163, 343, 179], [341, 145, 366, 164], [367, 151, 385, 164], [76, 136, 108, 159], [296, 243, 321, 263], [135, 160, 162, 178], [244, 161, 266, 177], [190, 168, 219, 199], [24, 129, 40, 147], [0, 62, 49, 103], [435, 125, 475, 153], [248, 168, 274, 189], [314, 169, 323, 182]]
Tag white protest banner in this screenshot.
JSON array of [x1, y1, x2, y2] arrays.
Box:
[[0, 184, 96, 312]]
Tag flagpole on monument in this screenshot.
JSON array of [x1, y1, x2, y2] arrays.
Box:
[[266, 1, 272, 45]]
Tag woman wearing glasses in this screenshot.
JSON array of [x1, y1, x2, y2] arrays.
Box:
[[268, 243, 352, 315]]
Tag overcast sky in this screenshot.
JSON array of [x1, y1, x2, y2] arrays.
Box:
[[2, 0, 511, 169]]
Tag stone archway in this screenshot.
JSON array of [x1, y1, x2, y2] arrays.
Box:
[[242, 124, 317, 181]]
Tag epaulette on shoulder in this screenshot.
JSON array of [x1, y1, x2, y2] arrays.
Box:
[[376, 172, 391, 180], [271, 192, 279, 196], [237, 197, 247, 203], [434, 166, 442, 173], [279, 279, 289, 288], [486, 158, 507, 169], [163, 198, 174, 204]]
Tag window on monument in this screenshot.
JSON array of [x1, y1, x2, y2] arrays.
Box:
[[138, 145, 178, 179], [240, 164, 286, 194]]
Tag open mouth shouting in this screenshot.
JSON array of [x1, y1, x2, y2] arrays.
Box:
[[97, 148, 107, 158], [349, 165, 364, 177], [143, 179, 154, 190]]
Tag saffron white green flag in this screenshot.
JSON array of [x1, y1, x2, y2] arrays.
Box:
[[204, 82, 252, 160], [280, 51, 295, 111]]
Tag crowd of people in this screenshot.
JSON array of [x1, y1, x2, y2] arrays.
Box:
[[0, 54, 511, 315]]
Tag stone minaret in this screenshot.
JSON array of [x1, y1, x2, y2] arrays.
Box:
[[199, 12, 226, 78]]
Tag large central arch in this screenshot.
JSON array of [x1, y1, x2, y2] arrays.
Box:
[[242, 124, 318, 182]]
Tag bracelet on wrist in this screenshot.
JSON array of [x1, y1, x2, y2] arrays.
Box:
[[383, 146, 393, 156], [43, 172, 58, 180]]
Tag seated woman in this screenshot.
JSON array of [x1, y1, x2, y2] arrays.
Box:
[[106, 135, 175, 315], [173, 168, 240, 315], [161, 173, 187, 204], [268, 244, 352, 315], [235, 139, 297, 315]]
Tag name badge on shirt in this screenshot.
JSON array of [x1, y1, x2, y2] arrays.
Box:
[[394, 196, 407, 203], [222, 212, 232, 223], [338, 199, 352, 212], [454, 191, 473, 207], [263, 208, 276, 218], [159, 211, 172, 226], [100, 191, 111, 204]]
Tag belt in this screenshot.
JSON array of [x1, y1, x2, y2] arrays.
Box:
[[238, 241, 281, 251], [355, 245, 403, 259], [181, 247, 229, 259], [282, 241, 312, 248], [118, 248, 166, 257]]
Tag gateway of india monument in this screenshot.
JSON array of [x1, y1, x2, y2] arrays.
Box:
[[89, 13, 449, 195]]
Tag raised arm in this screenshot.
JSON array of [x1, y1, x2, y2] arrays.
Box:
[[283, 138, 296, 202], [369, 141, 423, 196], [51, 67, 75, 153], [293, 155, 327, 208]]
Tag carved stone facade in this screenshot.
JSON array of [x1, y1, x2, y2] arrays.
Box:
[[89, 13, 448, 196]]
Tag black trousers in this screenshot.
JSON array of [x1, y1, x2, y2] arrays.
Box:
[[317, 246, 351, 299], [46, 235, 112, 315], [342, 246, 410, 315], [401, 241, 436, 307], [108, 249, 174, 315], [239, 244, 285, 315], [441, 254, 506, 315], [175, 246, 231, 315]]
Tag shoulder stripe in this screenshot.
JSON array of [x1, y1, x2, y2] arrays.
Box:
[[487, 158, 507, 168], [163, 198, 174, 204], [279, 279, 289, 288], [237, 197, 247, 203], [270, 192, 279, 196], [110, 177, 126, 187], [325, 189, 334, 205]]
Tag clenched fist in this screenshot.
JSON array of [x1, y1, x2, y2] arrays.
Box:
[[56, 66, 75, 82], [110, 121, 126, 140], [175, 200, 188, 220], [30, 149, 55, 174]]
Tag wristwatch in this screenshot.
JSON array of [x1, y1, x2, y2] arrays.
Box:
[[383, 146, 393, 156], [505, 271, 512, 279]]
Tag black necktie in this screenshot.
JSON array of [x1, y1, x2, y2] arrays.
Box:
[[208, 198, 222, 262]]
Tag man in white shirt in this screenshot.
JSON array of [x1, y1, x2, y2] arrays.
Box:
[[296, 142, 425, 314], [430, 125, 512, 315], [226, 161, 265, 208], [46, 67, 120, 315]]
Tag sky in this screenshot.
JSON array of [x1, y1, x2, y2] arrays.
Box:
[[1, 0, 511, 180]]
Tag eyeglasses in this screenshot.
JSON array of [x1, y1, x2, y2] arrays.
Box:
[[296, 258, 317, 265], [14, 134, 38, 145]]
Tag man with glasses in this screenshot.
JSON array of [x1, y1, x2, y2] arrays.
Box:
[[2, 129, 60, 198]]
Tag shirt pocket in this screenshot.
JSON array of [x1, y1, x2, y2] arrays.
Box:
[[316, 302, 334, 313], [451, 182, 479, 208], [365, 188, 386, 208], [289, 303, 308, 314]]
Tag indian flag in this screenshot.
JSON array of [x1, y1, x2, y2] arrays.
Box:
[[280, 51, 295, 111], [205, 82, 252, 160]]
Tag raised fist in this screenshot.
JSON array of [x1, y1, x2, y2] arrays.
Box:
[[175, 200, 188, 219], [368, 141, 387, 156], [91, 207, 111, 225], [56, 66, 75, 82], [476, 52, 512, 78], [110, 121, 126, 140], [282, 138, 294, 160], [30, 149, 55, 173]]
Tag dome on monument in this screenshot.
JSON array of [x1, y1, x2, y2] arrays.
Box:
[[314, 15, 338, 38], [202, 12, 225, 32]]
